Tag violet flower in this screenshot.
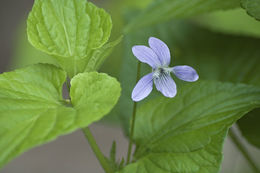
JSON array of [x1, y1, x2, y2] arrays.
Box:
[[131, 37, 199, 102]]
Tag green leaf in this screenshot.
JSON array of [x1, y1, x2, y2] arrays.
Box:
[[193, 9, 260, 38], [119, 81, 260, 173], [241, 0, 260, 21], [70, 71, 121, 127], [168, 23, 260, 88], [125, 0, 240, 32], [110, 141, 116, 163], [237, 108, 260, 148], [163, 21, 260, 149], [0, 64, 121, 168], [27, 0, 115, 77], [55, 36, 123, 77], [106, 141, 118, 171]]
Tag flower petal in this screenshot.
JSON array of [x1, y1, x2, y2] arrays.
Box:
[[149, 37, 171, 66], [172, 65, 199, 82], [154, 73, 176, 98], [132, 73, 154, 102], [132, 45, 161, 68]]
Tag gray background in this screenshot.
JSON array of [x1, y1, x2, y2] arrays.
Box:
[[0, 0, 259, 173]]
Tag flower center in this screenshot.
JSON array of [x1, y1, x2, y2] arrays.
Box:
[[153, 67, 171, 79]]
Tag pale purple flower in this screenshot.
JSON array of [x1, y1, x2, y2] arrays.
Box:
[[131, 37, 199, 102]]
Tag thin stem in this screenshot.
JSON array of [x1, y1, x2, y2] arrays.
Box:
[[229, 127, 259, 173], [126, 100, 137, 164], [126, 61, 141, 164], [82, 127, 113, 173]]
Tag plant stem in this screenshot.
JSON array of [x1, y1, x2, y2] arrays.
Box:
[[229, 127, 259, 173], [82, 127, 113, 173], [126, 61, 141, 164]]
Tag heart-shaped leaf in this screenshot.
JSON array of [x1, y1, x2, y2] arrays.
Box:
[[0, 64, 121, 168], [27, 0, 119, 77], [119, 81, 260, 173]]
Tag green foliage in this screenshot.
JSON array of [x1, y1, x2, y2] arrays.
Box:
[[118, 18, 260, 133], [119, 81, 260, 173], [0, 64, 121, 168], [168, 22, 260, 149], [106, 141, 126, 171], [27, 0, 110, 57], [168, 23, 260, 87], [70, 71, 121, 127], [106, 141, 118, 171], [110, 141, 116, 164], [193, 9, 260, 38], [2, 0, 260, 171], [116, 13, 260, 170], [237, 108, 260, 149], [241, 0, 260, 20], [124, 0, 240, 32], [27, 0, 118, 77]]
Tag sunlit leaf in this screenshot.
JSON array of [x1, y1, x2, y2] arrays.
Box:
[[27, 0, 117, 77], [0, 64, 121, 168]]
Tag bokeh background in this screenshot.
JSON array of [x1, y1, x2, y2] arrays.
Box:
[[0, 0, 259, 173]]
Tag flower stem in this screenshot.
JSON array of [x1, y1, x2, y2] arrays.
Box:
[[229, 127, 259, 173], [126, 61, 141, 164], [82, 127, 113, 173]]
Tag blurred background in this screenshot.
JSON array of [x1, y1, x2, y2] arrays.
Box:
[[0, 0, 259, 173]]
